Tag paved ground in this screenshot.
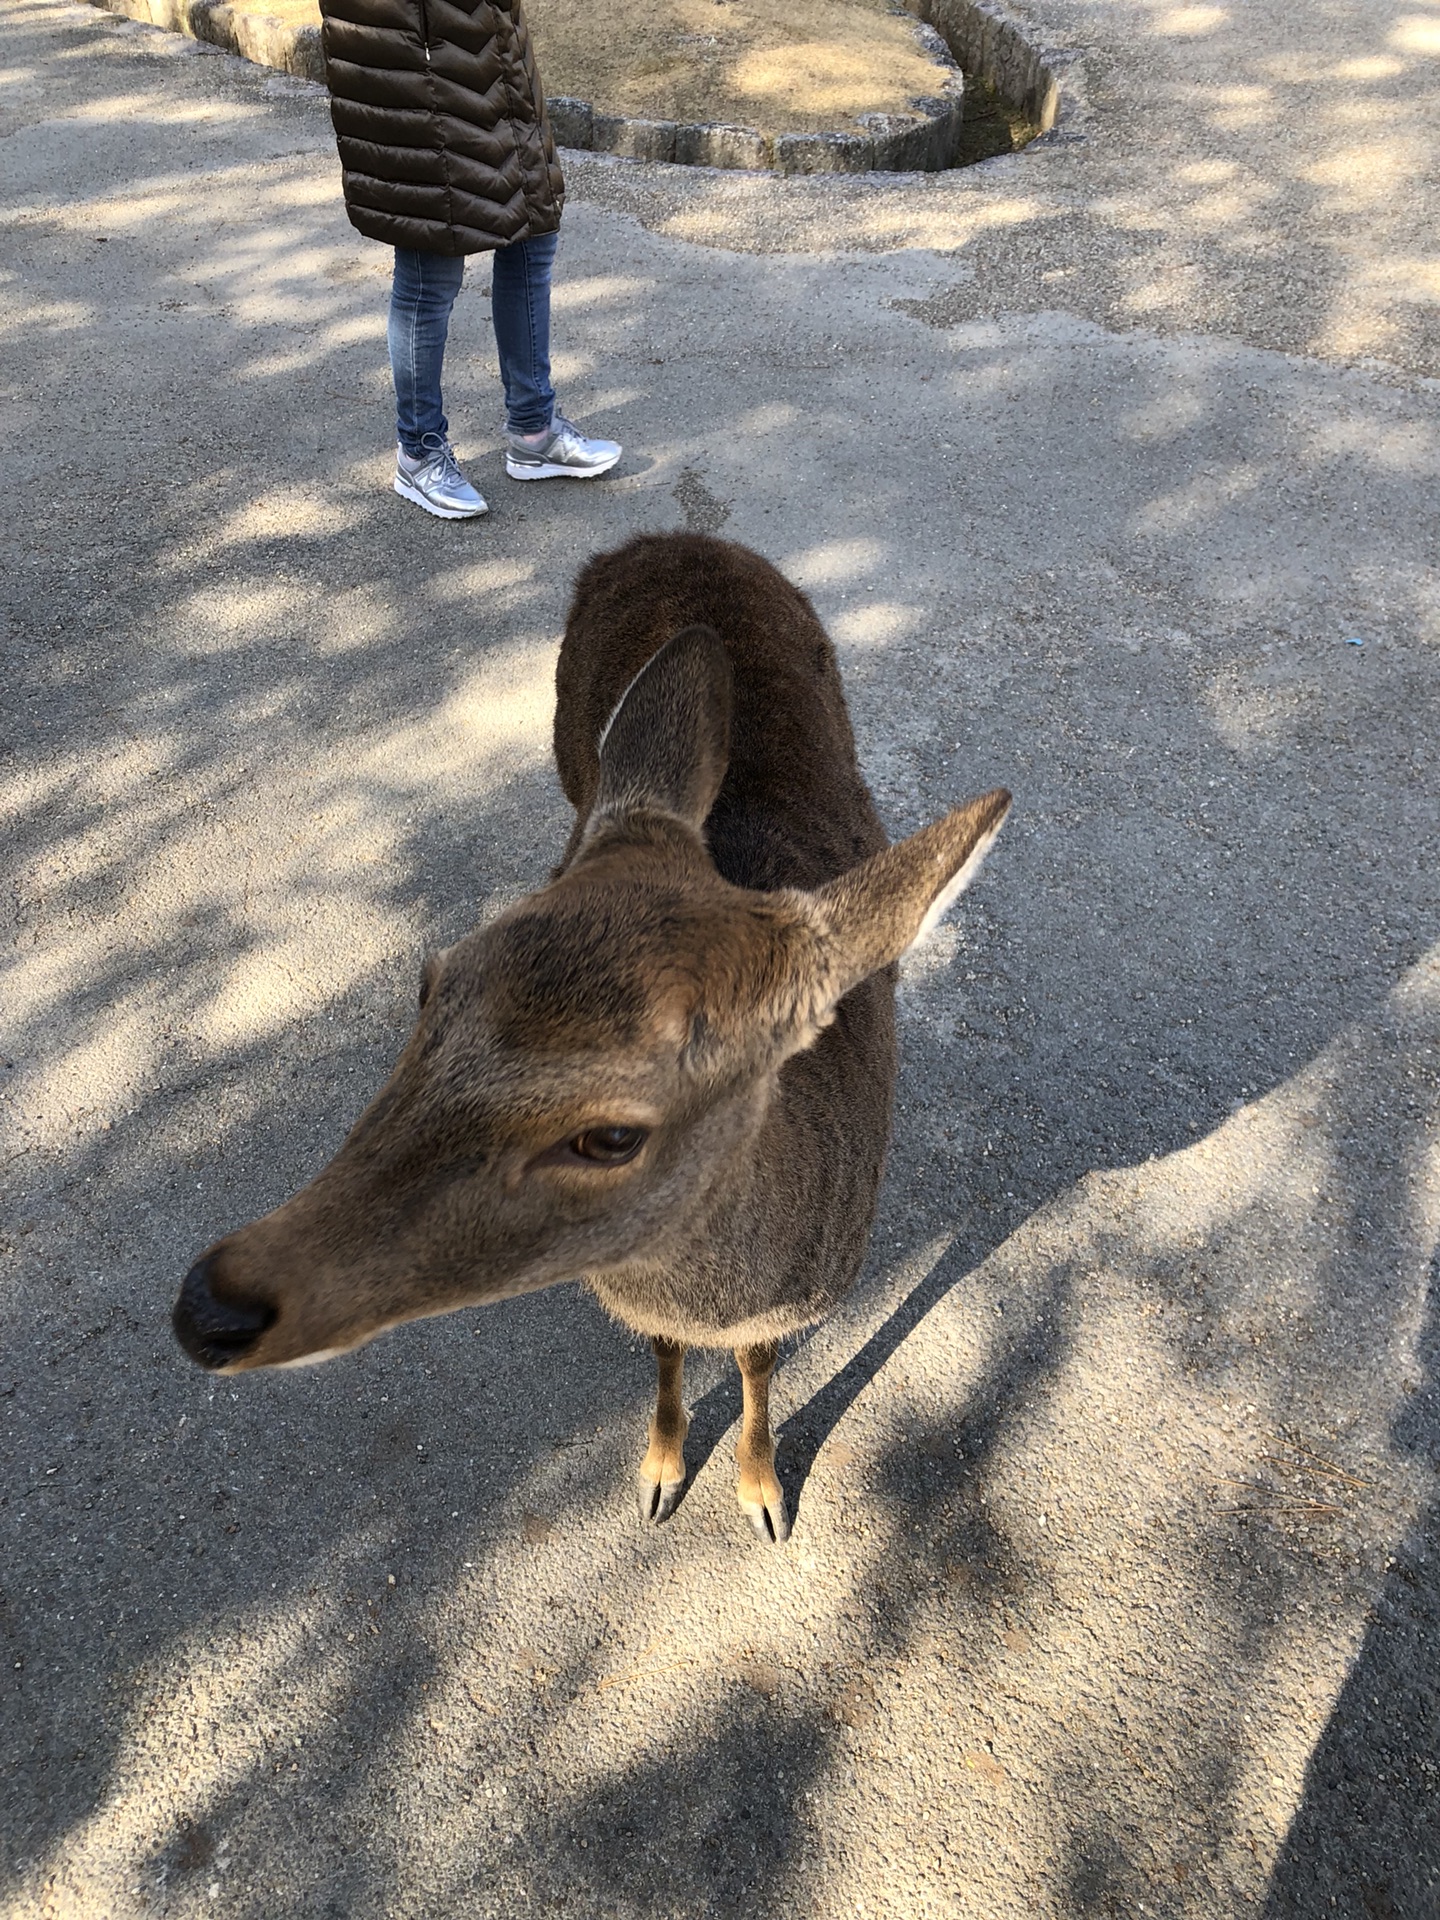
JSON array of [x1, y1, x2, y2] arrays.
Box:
[[1, 0, 1438, 1914]]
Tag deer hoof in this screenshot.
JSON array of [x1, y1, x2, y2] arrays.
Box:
[[638, 1474, 687, 1524], [740, 1491, 791, 1545]]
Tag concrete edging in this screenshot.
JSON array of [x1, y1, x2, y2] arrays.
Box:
[[551, 4, 1087, 171], [88, 0, 1085, 169], [905, 0, 1087, 145], [93, 0, 327, 83]]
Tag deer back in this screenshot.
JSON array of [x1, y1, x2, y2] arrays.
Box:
[[557, 533, 888, 890]]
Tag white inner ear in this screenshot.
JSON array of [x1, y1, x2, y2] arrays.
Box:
[[910, 817, 1006, 950]]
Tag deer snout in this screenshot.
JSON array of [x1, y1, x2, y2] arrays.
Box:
[[173, 1251, 276, 1370]]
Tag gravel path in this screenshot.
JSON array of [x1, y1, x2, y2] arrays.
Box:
[[1, 2, 1437, 1915]]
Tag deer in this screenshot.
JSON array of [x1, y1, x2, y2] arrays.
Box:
[[173, 532, 1009, 1542]]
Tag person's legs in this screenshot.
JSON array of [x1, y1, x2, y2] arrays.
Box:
[[492, 229, 622, 481], [490, 230, 558, 436], [389, 247, 466, 454], [387, 247, 488, 518]]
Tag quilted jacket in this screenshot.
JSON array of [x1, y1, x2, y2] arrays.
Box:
[[319, 0, 564, 254]]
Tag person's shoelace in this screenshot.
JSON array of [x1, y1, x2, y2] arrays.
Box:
[[407, 440, 463, 483]]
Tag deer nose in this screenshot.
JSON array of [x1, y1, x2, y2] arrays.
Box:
[[173, 1252, 275, 1369]]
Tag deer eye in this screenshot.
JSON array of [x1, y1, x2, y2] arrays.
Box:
[[569, 1125, 647, 1165]]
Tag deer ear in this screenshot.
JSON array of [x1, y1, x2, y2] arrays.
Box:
[[588, 626, 733, 835], [812, 788, 1011, 1002], [685, 788, 1010, 1078]]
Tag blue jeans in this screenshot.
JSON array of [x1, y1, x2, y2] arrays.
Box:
[[388, 233, 559, 454]]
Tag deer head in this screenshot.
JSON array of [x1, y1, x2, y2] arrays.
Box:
[[173, 626, 1009, 1371]]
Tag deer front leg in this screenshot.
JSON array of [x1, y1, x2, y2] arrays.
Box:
[[735, 1341, 790, 1543], [638, 1337, 689, 1523]]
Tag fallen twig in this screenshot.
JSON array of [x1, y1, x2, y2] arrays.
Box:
[[594, 1660, 696, 1694], [1218, 1502, 1342, 1517], [1268, 1438, 1370, 1488]]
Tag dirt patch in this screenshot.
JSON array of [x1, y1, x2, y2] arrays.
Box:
[[266, 0, 960, 135], [528, 0, 950, 135]]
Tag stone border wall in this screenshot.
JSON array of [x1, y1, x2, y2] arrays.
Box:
[[903, 0, 1085, 141], [88, 0, 1083, 167], [551, 4, 1084, 170], [93, 0, 327, 81]]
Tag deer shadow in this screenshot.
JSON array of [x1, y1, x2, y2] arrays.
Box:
[[668, 1230, 1063, 1533]]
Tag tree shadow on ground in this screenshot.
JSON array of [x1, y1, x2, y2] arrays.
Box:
[[1261, 1253, 1440, 1920]]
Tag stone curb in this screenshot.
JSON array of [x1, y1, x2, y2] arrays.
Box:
[[906, 0, 1087, 143], [88, 0, 1084, 168], [92, 0, 327, 82], [551, 3, 1087, 172]]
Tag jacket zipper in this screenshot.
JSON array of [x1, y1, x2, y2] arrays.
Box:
[[418, 0, 431, 60]]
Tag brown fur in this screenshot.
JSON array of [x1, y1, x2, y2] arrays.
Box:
[[173, 533, 1009, 1541]]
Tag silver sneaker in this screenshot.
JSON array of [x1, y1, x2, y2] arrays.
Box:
[[504, 412, 622, 481], [394, 439, 488, 519]]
